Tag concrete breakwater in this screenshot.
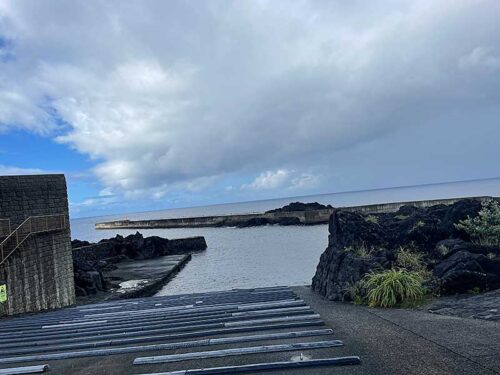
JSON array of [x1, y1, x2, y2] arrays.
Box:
[[95, 196, 493, 230], [72, 233, 208, 303], [95, 209, 334, 229]]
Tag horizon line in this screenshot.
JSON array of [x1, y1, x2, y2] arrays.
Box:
[[72, 175, 500, 220]]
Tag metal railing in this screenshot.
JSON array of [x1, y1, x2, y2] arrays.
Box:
[[0, 215, 68, 265], [0, 219, 11, 238]]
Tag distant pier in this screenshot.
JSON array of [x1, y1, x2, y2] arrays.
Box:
[[95, 196, 494, 230]]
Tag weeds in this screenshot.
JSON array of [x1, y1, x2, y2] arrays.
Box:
[[363, 269, 425, 308], [437, 244, 450, 257], [366, 215, 379, 224], [455, 199, 500, 246], [344, 243, 373, 259], [395, 247, 425, 273], [410, 220, 425, 232]]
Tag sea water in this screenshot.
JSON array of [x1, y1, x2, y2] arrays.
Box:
[[71, 177, 500, 295]]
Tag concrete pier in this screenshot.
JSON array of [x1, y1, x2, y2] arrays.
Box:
[[94, 196, 493, 230]]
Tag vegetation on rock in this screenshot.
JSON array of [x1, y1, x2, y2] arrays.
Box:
[[362, 269, 425, 308], [312, 198, 500, 304], [455, 199, 500, 246]]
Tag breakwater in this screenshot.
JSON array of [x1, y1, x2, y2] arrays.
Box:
[[95, 196, 493, 230]]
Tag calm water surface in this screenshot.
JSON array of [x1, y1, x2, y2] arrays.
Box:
[[71, 178, 500, 295]]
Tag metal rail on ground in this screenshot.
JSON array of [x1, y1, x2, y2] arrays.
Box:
[[0, 286, 362, 373]]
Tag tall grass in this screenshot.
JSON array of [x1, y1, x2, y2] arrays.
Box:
[[363, 269, 424, 308]]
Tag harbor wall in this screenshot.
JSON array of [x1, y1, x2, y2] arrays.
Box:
[[96, 196, 494, 230]]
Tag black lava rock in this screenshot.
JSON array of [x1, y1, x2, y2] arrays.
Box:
[[312, 198, 500, 299], [72, 232, 207, 296]]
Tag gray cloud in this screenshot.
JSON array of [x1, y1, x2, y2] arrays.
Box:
[[0, 0, 499, 201]]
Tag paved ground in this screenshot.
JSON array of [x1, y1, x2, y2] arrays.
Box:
[[423, 289, 500, 321], [0, 286, 499, 374], [0, 286, 361, 375], [294, 286, 500, 374]]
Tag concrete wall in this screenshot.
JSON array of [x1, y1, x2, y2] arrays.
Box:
[[95, 197, 495, 230], [0, 174, 75, 316], [95, 209, 335, 229], [341, 196, 494, 214]]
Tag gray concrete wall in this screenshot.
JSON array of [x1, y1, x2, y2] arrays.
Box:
[[0, 174, 75, 316], [95, 197, 494, 230], [341, 196, 494, 214], [95, 209, 335, 229]]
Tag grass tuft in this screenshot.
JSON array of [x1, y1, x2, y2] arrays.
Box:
[[363, 269, 425, 308]]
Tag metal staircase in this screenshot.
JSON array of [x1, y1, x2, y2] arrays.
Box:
[[0, 215, 68, 265]]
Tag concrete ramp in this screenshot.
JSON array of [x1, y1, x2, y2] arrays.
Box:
[[0, 287, 361, 374]]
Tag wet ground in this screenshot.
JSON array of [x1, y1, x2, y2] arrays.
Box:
[[0, 286, 498, 374]]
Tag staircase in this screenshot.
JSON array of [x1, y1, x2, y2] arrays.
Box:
[[0, 215, 68, 266]]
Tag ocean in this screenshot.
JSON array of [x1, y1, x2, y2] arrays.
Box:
[[71, 177, 500, 295]]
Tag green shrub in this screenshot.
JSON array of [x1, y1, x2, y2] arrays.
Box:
[[410, 220, 425, 232], [366, 215, 379, 224], [342, 281, 366, 304], [437, 244, 450, 256], [395, 247, 425, 273], [344, 243, 373, 259], [455, 199, 500, 246], [395, 214, 409, 220], [468, 287, 482, 295], [363, 269, 425, 308]]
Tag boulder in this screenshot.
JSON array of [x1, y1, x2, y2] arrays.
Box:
[[72, 232, 207, 296], [312, 198, 500, 299], [266, 201, 333, 213]]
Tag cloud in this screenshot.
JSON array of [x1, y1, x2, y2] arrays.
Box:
[[242, 169, 290, 190], [0, 164, 47, 175], [0, 0, 500, 203], [241, 169, 320, 191], [458, 47, 500, 70]]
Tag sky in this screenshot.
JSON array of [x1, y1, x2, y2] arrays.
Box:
[[0, 0, 499, 218]]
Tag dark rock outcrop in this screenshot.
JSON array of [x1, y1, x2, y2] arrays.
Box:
[[235, 216, 302, 228], [266, 201, 333, 213], [312, 199, 500, 299], [72, 232, 207, 296]]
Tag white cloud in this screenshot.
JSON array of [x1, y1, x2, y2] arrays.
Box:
[[241, 169, 320, 191], [0, 0, 500, 201], [242, 169, 291, 190], [290, 173, 321, 190], [458, 47, 500, 71], [0, 164, 47, 175]]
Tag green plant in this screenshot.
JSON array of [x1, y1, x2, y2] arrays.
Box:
[[455, 199, 500, 246], [342, 281, 366, 304], [363, 269, 425, 308], [437, 244, 450, 256], [468, 287, 482, 295], [395, 214, 409, 220], [395, 247, 425, 272], [366, 215, 379, 224], [344, 243, 373, 259], [410, 220, 425, 232], [487, 252, 497, 260]]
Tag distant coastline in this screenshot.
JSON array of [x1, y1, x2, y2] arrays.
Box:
[[94, 196, 495, 230]]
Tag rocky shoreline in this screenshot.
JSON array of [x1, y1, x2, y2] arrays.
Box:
[[312, 198, 500, 301], [72, 232, 207, 302]]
